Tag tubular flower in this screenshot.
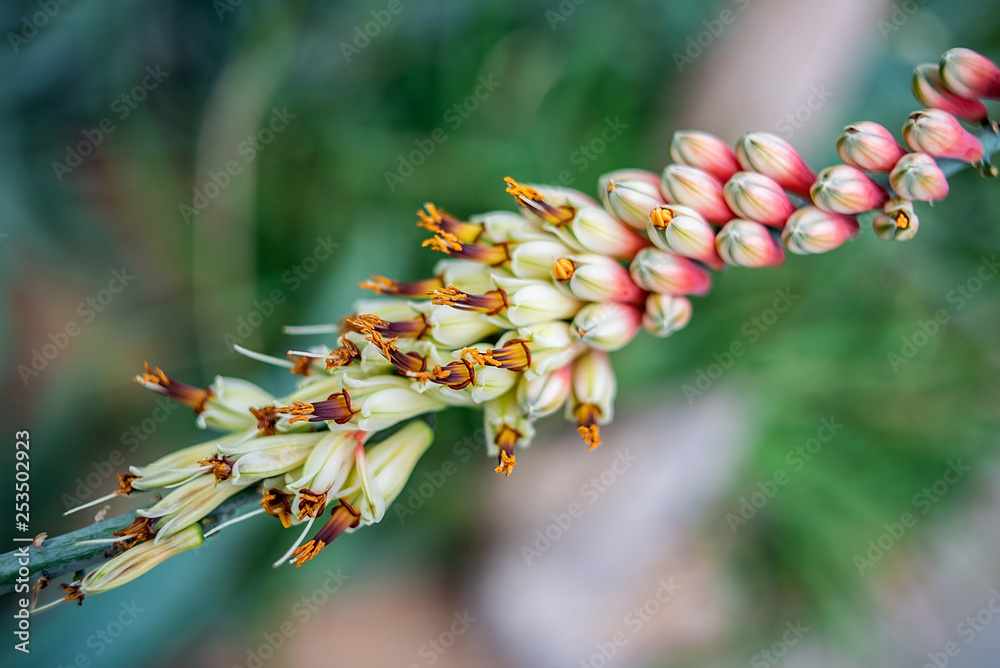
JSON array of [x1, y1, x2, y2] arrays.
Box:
[[50, 45, 1000, 608]]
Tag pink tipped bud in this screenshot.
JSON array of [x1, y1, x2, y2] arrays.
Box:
[[912, 63, 988, 124], [598, 169, 666, 230], [550, 205, 648, 259], [810, 165, 889, 214], [629, 247, 712, 296], [659, 164, 733, 224], [902, 109, 984, 163], [735, 132, 816, 198], [551, 254, 645, 304], [715, 219, 785, 268], [571, 302, 643, 352], [723, 171, 797, 228], [836, 122, 908, 172], [669, 130, 741, 182], [889, 153, 950, 202], [642, 294, 692, 338], [940, 48, 1000, 101], [780, 206, 859, 255], [872, 197, 919, 241], [647, 205, 724, 269]]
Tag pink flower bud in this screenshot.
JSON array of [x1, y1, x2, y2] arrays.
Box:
[[642, 294, 692, 338], [659, 164, 733, 224], [628, 247, 712, 296], [551, 254, 646, 304], [902, 109, 984, 163], [723, 171, 797, 228], [939, 48, 1000, 101], [735, 132, 816, 198], [669, 130, 741, 182], [571, 302, 643, 352], [715, 219, 785, 268], [835, 122, 908, 172], [647, 204, 724, 269], [889, 153, 950, 202], [912, 63, 988, 124], [598, 169, 666, 230], [780, 206, 859, 255], [810, 165, 889, 214], [872, 197, 919, 241], [549, 205, 648, 259]]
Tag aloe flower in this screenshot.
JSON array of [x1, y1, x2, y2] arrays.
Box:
[[43, 45, 1000, 610]]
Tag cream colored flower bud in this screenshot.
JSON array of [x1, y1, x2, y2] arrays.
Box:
[[551, 253, 645, 303], [197, 377, 276, 432], [836, 122, 908, 172], [509, 238, 576, 279], [567, 350, 616, 449], [571, 302, 643, 351], [137, 475, 244, 540], [79, 525, 203, 596], [940, 47, 1000, 100], [723, 171, 796, 227], [511, 320, 584, 380], [517, 364, 572, 420], [669, 130, 741, 181], [715, 219, 785, 268], [902, 109, 984, 163], [288, 429, 361, 497], [642, 293, 692, 338], [598, 169, 666, 229], [471, 210, 546, 243], [549, 205, 648, 259], [130, 432, 250, 490], [660, 164, 733, 224], [912, 63, 988, 124], [629, 247, 712, 296], [356, 385, 445, 432], [735, 132, 816, 197], [484, 390, 536, 476], [647, 204, 722, 268], [491, 275, 584, 327], [780, 206, 859, 255], [810, 165, 889, 214], [872, 197, 919, 241], [434, 258, 496, 295], [889, 153, 950, 202], [415, 302, 502, 348]]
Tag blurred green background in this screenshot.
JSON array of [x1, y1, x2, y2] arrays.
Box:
[[2, 0, 1000, 666]]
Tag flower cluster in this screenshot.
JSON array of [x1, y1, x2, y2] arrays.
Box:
[[50, 47, 999, 608]]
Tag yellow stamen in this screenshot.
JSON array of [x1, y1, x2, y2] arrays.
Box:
[[578, 424, 602, 450], [552, 258, 576, 282], [494, 449, 517, 477], [895, 211, 911, 230], [650, 207, 675, 229], [504, 176, 544, 201], [461, 347, 501, 367]]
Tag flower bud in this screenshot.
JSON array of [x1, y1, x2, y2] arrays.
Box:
[[940, 47, 1000, 100], [509, 238, 576, 279], [810, 165, 889, 214], [351, 421, 435, 523], [288, 429, 361, 498], [137, 475, 245, 540], [872, 197, 919, 241], [551, 254, 645, 303], [669, 130, 741, 181], [517, 364, 572, 420], [471, 210, 546, 243], [715, 219, 785, 268], [889, 153, 950, 202], [416, 303, 502, 348], [642, 293, 692, 338], [356, 385, 445, 432], [490, 275, 584, 327], [512, 321, 583, 379], [549, 205, 648, 259], [567, 350, 616, 449], [629, 247, 712, 296], [78, 525, 204, 596], [912, 63, 988, 124], [735, 132, 816, 197], [571, 301, 643, 351], [780, 206, 859, 255], [659, 164, 733, 224], [723, 171, 796, 227], [484, 390, 536, 476], [598, 169, 666, 229], [198, 377, 275, 432], [647, 204, 723, 269], [836, 122, 908, 172], [902, 109, 984, 163]]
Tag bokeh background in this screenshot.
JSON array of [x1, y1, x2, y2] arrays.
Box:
[[3, 0, 1000, 666]]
